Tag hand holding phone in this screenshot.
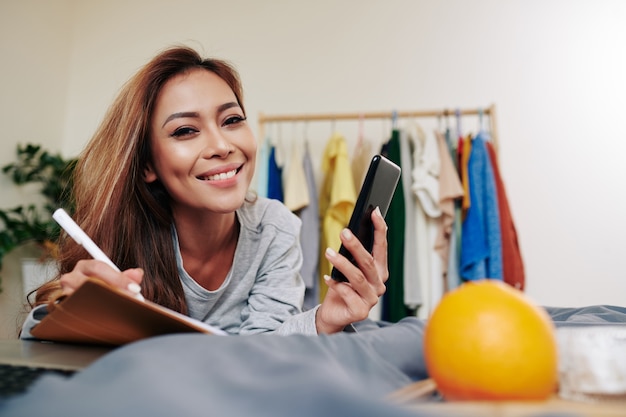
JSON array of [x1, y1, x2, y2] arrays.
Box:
[[331, 155, 401, 282]]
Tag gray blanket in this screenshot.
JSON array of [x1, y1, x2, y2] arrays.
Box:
[[2, 305, 625, 417]]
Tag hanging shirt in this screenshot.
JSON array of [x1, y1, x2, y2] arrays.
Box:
[[351, 139, 373, 191], [398, 128, 421, 311], [460, 131, 503, 281], [460, 135, 473, 213], [433, 130, 464, 292], [445, 129, 463, 292], [299, 143, 321, 310], [318, 133, 356, 301], [410, 129, 442, 320], [485, 141, 525, 290], [267, 146, 284, 202], [283, 144, 309, 212], [256, 138, 271, 197], [380, 129, 406, 322]]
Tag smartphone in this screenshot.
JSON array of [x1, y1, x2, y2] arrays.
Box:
[[331, 154, 401, 282]]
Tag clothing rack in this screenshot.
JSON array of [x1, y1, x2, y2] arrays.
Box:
[[258, 103, 499, 153]]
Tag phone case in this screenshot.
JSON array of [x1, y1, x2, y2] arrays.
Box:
[[331, 155, 401, 282]]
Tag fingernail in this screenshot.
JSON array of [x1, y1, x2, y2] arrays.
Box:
[[375, 206, 382, 218], [323, 275, 331, 282], [341, 228, 353, 240], [325, 247, 336, 258], [127, 282, 142, 294]]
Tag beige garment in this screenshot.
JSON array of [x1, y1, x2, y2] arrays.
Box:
[[351, 139, 373, 191], [433, 131, 464, 283], [283, 144, 310, 212]]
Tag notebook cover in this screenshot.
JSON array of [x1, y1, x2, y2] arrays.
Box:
[[31, 278, 225, 346]]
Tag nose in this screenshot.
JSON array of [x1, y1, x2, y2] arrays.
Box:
[[201, 127, 234, 159]]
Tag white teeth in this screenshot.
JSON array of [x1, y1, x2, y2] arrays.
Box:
[[203, 169, 237, 181]]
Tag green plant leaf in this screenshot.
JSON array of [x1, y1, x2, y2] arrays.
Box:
[[0, 143, 77, 293]]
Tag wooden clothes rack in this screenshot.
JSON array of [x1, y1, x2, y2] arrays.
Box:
[[258, 103, 499, 153]]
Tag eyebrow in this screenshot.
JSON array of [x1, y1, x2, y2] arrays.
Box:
[[161, 102, 241, 128]]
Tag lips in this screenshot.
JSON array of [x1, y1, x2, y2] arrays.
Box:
[[196, 165, 242, 181]]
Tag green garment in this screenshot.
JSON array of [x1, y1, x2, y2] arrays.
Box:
[[381, 129, 407, 322]]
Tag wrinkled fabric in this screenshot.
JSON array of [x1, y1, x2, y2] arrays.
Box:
[[4, 308, 625, 417], [460, 132, 502, 280], [318, 133, 356, 301], [2, 318, 428, 417]]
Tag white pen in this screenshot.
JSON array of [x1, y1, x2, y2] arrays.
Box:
[[52, 208, 144, 301]]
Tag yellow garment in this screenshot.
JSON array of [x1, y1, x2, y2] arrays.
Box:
[[318, 133, 356, 300]]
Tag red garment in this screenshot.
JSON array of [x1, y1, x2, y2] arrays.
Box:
[[485, 142, 525, 290]]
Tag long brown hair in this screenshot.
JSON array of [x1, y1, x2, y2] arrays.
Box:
[[34, 46, 246, 314]]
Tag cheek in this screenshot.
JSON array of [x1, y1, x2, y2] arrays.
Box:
[[153, 142, 198, 177], [245, 143, 257, 178], [244, 132, 257, 162], [247, 158, 257, 180]]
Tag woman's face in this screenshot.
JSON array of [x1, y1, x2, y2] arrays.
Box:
[[146, 68, 256, 216]]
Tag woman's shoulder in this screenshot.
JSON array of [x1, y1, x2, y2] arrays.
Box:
[[238, 196, 301, 236]]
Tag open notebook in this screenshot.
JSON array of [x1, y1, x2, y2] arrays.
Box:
[[30, 278, 226, 346]]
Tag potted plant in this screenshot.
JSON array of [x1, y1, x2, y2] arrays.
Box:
[[0, 143, 77, 292]]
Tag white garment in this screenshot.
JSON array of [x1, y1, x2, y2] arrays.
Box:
[[398, 128, 421, 309], [411, 127, 441, 218], [410, 128, 443, 319]]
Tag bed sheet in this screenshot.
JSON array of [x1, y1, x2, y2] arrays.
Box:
[[1, 305, 625, 417]]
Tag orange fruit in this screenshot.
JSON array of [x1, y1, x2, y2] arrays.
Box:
[[423, 279, 558, 401]]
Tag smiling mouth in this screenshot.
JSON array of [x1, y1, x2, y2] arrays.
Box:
[[197, 168, 240, 181]]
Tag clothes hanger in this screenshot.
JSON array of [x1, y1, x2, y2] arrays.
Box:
[[455, 108, 461, 138], [442, 109, 454, 151], [302, 120, 309, 146]]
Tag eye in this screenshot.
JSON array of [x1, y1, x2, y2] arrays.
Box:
[[223, 115, 247, 127], [170, 126, 199, 138]]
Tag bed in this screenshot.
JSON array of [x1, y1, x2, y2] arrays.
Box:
[[1, 305, 625, 417]]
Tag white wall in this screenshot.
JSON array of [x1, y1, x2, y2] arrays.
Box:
[[0, 0, 73, 200], [2, 0, 625, 319], [0, 0, 74, 338]]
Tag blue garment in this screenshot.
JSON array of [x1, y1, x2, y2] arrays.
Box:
[[267, 145, 284, 202], [460, 131, 503, 280]]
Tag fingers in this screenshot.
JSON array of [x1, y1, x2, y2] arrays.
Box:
[[324, 240, 380, 303], [59, 259, 144, 298], [324, 272, 379, 309], [335, 228, 377, 281], [370, 207, 389, 284], [326, 209, 388, 296], [317, 278, 373, 334], [316, 206, 390, 333]]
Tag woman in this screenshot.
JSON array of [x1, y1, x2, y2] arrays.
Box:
[[21, 45, 389, 336]]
